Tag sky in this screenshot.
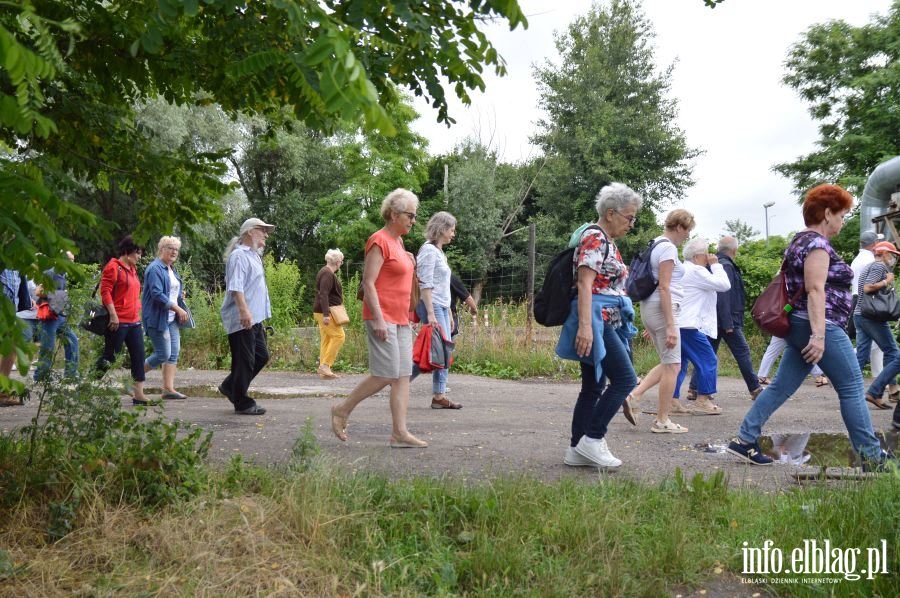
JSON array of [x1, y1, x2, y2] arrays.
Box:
[[411, 0, 894, 242]]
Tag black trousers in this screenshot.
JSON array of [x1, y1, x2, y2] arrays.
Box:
[[221, 324, 269, 411], [96, 323, 145, 382]]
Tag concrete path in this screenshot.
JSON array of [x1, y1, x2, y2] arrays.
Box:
[[2, 368, 896, 490]]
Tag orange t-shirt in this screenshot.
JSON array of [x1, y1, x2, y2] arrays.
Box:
[[362, 229, 413, 325]]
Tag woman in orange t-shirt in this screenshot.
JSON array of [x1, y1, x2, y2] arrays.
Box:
[[329, 188, 427, 448]]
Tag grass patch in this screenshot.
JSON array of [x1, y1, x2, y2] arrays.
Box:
[[1, 450, 897, 595]]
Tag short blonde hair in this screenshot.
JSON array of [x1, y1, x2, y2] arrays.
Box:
[[157, 236, 182, 254], [380, 188, 419, 221], [325, 248, 344, 265], [664, 209, 695, 232]]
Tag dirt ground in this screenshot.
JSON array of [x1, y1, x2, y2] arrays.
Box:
[[3, 368, 897, 491]]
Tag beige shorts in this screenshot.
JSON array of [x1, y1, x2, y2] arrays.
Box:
[[640, 301, 681, 364], [365, 321, 413, 378]]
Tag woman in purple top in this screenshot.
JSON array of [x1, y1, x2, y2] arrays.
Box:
[[727, 184, 891, 471]]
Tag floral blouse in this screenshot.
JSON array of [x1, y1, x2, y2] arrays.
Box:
[[575, 228, 627, 296], [784, 230, 853, 328]]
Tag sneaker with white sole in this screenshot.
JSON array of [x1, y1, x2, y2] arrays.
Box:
[[574, 436, 622, 468], [650, 419, 688, 434], [564, 446, 595, 467], [726, 438, 773, 465]]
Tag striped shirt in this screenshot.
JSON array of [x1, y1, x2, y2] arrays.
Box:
[[854, 261, 890, 315]]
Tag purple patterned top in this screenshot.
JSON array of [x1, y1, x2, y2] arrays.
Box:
[[783, 230, 853, 328]]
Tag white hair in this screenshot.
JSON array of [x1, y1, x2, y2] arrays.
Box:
[[682, 237, 710, 260], [594, 182, 643, 217], [325, 248, 344, 265]]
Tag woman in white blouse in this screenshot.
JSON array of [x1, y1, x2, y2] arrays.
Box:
[[675, 237, 731, 414], [412, 211, 461, 409]]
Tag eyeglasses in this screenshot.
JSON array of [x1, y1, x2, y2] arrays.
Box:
[[163, 246, 180, 252], [615, 210, 636, 224], [399, 211, 417, 220]]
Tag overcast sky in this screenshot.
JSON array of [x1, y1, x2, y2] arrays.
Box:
[[411, 0, 894, 242]]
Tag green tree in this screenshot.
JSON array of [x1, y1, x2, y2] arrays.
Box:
[[774, 3, 900, 196], [724, 219, 760, 245], [531, 0, 700, 238], [0, 0, 528, 381]]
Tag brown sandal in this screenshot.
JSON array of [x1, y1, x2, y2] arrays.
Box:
[[431, 396, 462, 409], [865, 394, 891, 410]]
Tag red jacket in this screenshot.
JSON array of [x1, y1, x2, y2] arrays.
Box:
[[100, 258, 141, 324]]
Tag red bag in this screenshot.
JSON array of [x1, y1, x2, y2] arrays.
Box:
[[36, 302, 57, 321], [412, 324, 453, 373], [751, 262, 803, 338]]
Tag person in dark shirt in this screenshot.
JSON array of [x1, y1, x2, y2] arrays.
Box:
[[448, 274, 477, 337]]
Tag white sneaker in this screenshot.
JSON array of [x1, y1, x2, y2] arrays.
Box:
[[564, 446, 594, 467], [574, 436, 622, 468]]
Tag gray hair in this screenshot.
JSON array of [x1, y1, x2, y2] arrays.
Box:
[[424, 211, 457, 243], [683, 237, 710, 260], [717, 236, 738, 253], [595, 182, 643, 218], [324, 248, 344, 265], [380, 188, 419, 221]]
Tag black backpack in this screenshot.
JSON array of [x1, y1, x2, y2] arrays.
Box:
[[534, 225, 606, 326], [625, 238, 671, 302]]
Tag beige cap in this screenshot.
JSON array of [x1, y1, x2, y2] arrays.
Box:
[[239, 217, 275, 236]]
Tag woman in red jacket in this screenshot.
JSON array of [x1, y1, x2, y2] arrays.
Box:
[[95, 235, 150, 405]]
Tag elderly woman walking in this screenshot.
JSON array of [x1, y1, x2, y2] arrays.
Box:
[[330, 189, 427, 448], [625, 209, 695, 433], [412, 211, 461, 409], [673, 237, 730, 414], [557, 182, 641, 469], [313, 248, 346, 379], [142, 236, 191, 400], [727, 184, 892, 471]]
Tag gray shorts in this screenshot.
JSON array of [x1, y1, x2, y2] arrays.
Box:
[[365, 321, 413, 378], [640, 301, 681, 364]]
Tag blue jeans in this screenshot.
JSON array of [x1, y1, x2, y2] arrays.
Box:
[[691, 326, 760, 392], [571, 323, 637, 444], [145, 321, 181, 369], [854, 314, 899, 396], [677, 328, 717, 396], [411, 303, 453, 394], [738, 315, 882, 460], [34, 315, 79, 381]]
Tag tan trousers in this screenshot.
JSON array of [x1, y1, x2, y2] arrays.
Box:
[[314, 312, 346, 367]]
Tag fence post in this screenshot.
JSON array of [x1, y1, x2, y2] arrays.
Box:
[[526, 222, 535, 345]]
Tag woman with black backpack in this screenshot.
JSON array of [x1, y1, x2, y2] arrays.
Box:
[[556, 182, 642, 470]]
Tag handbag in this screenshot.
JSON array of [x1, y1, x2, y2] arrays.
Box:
[[751, 260, 804, 338], [180, 304, 196, 329], [36, 302, 57, 321], [328, 304, 350, 326], [81, 301, 110, 335], [859, 286, 900, 322]]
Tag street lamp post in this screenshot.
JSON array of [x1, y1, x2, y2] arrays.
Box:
[[763, 201, 775, 244]]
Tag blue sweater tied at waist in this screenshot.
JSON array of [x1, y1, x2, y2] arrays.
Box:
[[556, 293, 637, 383]]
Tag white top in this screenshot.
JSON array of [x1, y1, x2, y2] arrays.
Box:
[[416, 242, 452, 308], [678, 261, 731, 337], [849, 248, 875, 297], [167, 267, 180, 323], [643, 237, 684, 305]]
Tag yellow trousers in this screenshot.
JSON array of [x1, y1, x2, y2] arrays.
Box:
[[314, 312, 346, 367]]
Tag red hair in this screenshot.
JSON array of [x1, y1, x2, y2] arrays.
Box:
[[802, 184, 854, 226]]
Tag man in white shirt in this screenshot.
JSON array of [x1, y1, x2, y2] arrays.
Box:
[[851, 230, 894, 395], [218, 218, 275, 415]]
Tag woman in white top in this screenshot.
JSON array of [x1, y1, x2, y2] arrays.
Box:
[[626, 209, 694, 433], [412, 211, 461, 409], [675, 237, 731, 414]]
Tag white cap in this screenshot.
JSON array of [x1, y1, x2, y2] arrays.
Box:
[[239, 217, 275, 236]]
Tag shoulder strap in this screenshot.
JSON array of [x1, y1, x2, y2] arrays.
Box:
[[576, 224, 610, 263]]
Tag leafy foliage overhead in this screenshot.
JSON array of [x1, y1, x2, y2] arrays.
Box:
[[774, 3, 900, 197]]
